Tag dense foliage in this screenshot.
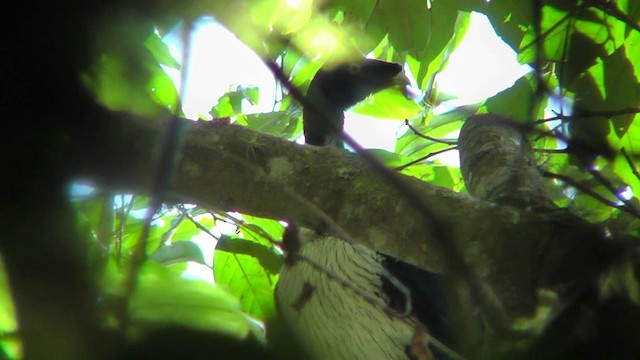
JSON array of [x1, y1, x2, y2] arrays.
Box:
[[2, 0, 640, 359]]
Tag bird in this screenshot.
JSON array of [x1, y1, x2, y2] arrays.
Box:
[[275, 58, 452, 360], [302, 59, 407, 147]]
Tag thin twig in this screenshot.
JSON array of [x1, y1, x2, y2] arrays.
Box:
[[534, 148, 569, 154], [593, 0, 640, 34], [178, 206, 222, 241], [210, 210, 281, 245], [621, 148, 640, 182], [584, 165, 640, 217], [536, 108, 640, 124], [541, 169, 620, 208], [394, 146, 458, 171], [403, 119, 458, 145]]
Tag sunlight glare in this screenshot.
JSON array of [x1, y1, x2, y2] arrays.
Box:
[[436, 12, 530, 107], [164, 18, 276, 120]]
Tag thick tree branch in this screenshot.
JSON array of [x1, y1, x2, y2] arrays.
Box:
[[458, 114, 554, 210], [68, 111, 617, 318]]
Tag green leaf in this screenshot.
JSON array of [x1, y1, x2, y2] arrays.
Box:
[[82, 28, 179, 117], [230, 86, 259, 108], [365, 149, 412, 167], [485, 73, 538, 121], [364, 7, 394, 58], [210, 95, 235, 118], [419, 1, 459, 67], [129, 263, 257, 340], [149, 241, 207, 267], [567, 42, 640, 158], [209, 86, 260, 118], [147, 63, 180, 111], [601, 47, 640, 138], [0, 258, 17, 337], [240, 215, 285, 245], [216, 235, 282, 275], [385, 0, 430, 57], [484, 0, 534, 53], [214, 235, 280, 321], [238, 111, 298, 137], [350, 88, 421, 119], [81, 54, 170, 117], [145, 32, 180, 69], [415, 10, 470, 90], [563, 31, 606, 84], [325, 0, 380, 53], [432, 165, 455, 188], [447, 0, 533, 53], [518, 6, 571, 65], [519, 5, 625, 70]]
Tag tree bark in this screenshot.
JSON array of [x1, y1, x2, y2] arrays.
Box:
[[65, 112, 616, 320]]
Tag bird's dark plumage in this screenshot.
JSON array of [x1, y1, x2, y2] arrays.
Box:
[[303, 59, 405, 147]]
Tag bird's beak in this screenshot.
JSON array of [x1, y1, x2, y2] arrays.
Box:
[[392, 71, 421, 101], [392, 71, 411, 87]]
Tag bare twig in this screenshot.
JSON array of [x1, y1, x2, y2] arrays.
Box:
[[394, 147, 458, 171], [537, 108, 640, 124], [178, 206, 222, 241], [541, 169, 620, 208], [584, 166, 640, 217], [593, 0, 640, 34], [621, 148, 640, 182], [403, 119, 458, 145]]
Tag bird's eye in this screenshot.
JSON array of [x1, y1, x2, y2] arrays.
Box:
[[348, 63, 360, 74]]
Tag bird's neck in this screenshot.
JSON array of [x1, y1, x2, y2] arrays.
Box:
[[302, 106, 345, 147]]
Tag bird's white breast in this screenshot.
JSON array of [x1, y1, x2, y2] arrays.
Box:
[[276, 228, 416, 360]]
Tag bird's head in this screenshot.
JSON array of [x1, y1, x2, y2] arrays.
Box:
[[303, 59, 409, 147], [309, 59, 408, 110]]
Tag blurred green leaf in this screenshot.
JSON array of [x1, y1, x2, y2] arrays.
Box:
[[147, 64, 180, 111], [240, 215, 285, 244], [431, 165, 455, 188], [82, 28, 179, 117], [518, 6, 572, 65], [0, 258, 19, 359], [210, 95, 235, 118], [214, 235, 279, 321], [419, 1, 459, 68], [237, 111, 298, 137], [210, 86, 260, 118], [351, 88, 421, 119], [385, 0, 430, 57], [447, 0, 533, 52], [82, 54, 169, 117], [145, 32, 180, 69], [322, 0, 381, 54], [601, 47, 640, 138], [150, 241, 207, 267], [365, 149, 411, 167], [414, 10, 470, 91], [129, 263, 257, 340], [216, 235, 282, 275], [485, 73, 539, 121]]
